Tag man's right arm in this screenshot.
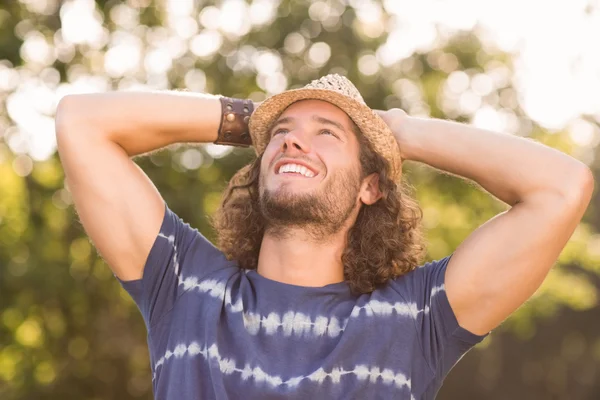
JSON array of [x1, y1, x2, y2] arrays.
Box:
[[55, 91, 223, 281]]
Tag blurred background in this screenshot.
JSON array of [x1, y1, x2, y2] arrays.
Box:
[[1, 0, 599, 399]]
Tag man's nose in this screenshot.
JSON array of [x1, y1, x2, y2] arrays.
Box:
[[281, 130, 311, 154]]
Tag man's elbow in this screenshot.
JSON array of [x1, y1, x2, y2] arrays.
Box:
[[563, 165, 594, 210], [55, 94, 83, 138]]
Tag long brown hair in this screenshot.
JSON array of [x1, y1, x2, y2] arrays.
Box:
[[212, 125, 425, 294]]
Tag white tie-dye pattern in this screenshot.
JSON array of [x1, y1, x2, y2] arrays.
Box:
[[159, 233, 179, 274], [351, 299, 423, 319], [243, 311, 348, 337], [431, 284, 445, 297], [156, 230, 447, 339], [153, 341, 414, 396]]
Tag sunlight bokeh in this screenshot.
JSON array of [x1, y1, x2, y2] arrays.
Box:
[[3, 0, 599, 167]]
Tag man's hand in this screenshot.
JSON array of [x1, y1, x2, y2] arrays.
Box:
[[374, 108, 412, 160], [373, 108, 406, 126]]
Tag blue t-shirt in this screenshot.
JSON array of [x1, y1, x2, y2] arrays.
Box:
[[117, 204, 488, 399]]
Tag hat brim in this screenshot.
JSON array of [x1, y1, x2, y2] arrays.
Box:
[[248, 88, 402, 181]]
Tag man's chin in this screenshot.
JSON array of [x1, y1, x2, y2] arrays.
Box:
[[262, 191, 315, 209], [260, 189, 321, 219], [265, 185, 316, 200]]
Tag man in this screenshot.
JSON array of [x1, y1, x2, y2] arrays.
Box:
[[55, 74, 593, 399]]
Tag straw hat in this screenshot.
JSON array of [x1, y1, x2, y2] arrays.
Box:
[[248, 74, 402, 181]]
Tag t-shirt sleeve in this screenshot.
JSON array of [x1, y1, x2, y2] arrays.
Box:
[[389, 254, 489, 376], [115, 202, 237, 328]]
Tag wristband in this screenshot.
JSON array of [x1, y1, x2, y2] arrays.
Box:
[[215, 96, 254, 147]]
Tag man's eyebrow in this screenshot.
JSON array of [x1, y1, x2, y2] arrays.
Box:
[[312, 115, 346, 134], [270, 116, 294, 132], [270, 115, 347, 134], [273, 116, 294, 126]]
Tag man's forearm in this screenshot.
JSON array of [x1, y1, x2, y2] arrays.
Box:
[[55, 91, 222, 156], [399, 116, 592, 206]]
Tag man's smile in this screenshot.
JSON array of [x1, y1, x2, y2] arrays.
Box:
[[277, 163, 315, 178], [273, 159, 319, 178]]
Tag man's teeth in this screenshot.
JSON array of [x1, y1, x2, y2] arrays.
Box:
[[278, 163, 315, 177]]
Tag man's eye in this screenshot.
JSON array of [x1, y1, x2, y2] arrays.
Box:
[[320, 129, 338, 138], [273, 128, 288, 136]]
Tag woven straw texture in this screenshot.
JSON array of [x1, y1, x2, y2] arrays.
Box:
[[248, 74, 402, 181]]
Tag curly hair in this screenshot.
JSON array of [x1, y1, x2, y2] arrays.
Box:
[[212, 123, 425, 294]]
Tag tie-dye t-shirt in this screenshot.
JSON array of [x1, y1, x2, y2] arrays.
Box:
[[117, 204, 488, 400]]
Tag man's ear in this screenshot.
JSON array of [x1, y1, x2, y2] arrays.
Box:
[[359, 173, 382, 205]]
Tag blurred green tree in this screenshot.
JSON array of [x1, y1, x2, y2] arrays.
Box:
[[0, 1, 598, 399]]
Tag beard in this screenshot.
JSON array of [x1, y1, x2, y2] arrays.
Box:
[[259, 166, 362, 240]]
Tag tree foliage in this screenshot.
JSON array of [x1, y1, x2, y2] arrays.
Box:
[[1, 1, 599, 399]]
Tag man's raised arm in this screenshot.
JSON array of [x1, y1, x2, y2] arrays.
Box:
[[376, 108, 594, 335], [55, 91, 223, 281]]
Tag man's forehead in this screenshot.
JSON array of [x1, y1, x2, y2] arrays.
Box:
[[277, 100, 352, 125], [282, 99, 342, 114]]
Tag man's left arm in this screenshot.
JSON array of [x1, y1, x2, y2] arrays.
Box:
[[378, 110, 594, 336]]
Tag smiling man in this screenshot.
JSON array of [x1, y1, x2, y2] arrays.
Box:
[[55, 75, 593, 399]]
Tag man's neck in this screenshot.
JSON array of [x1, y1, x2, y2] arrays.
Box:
[[256, 227, 347, 287]]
